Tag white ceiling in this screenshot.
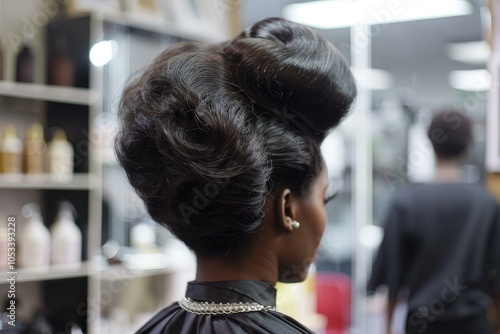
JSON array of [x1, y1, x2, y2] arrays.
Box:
[[241, 0, 487, 109]]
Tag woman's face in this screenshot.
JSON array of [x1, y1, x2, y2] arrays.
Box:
[[278, 163, 329, 283]]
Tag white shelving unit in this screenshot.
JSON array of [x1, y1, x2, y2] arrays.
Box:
[[0, 4, 103, 334], [0, 263, 179, 284], [0, 2, 226, 332], [0, 81, 98, 105], [99, 265, 179, 282], [100, 11, 227, 42], [0, 173, 96, 190], [0, 262, 91, 283]]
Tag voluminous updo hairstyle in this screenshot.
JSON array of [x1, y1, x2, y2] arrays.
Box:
[[115, 18, 357, 256]]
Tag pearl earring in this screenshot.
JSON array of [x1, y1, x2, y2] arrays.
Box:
[[291, 220, 300, 229]]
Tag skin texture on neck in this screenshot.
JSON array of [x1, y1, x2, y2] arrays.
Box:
[[433, 157, 461, 183], [196, 246, 279, 284]]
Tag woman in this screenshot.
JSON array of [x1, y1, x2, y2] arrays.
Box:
[[115, 17, 357, 334]]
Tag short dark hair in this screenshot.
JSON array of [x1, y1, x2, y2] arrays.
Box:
[[427, 109, 472, 159], [114, 18, 357, 256]]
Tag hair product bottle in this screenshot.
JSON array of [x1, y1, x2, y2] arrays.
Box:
[[49, 35, 74, 86], [130, 221, 156, 251], [24, 123, 47, 181], [18, 204, 51, 270], [48, 128, 74, 182], [1, 124, 23, 182], [15, 42, 34, 83], [51, 201, 82, 268]]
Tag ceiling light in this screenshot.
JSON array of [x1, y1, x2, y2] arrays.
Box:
[[446, 41, 490, 65], [448, 69, 491, 91], [283, 0, 473, 29], [283, 1, 356, 29]]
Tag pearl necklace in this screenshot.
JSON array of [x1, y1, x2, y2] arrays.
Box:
[[179, 297, 277, 315]]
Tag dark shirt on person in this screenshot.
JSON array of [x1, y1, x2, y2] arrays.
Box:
[[135, 280, 315, 334], [368, 183, 500, 325]]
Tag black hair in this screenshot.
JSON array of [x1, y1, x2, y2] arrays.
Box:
[[115, 18, 357, 256], [427, 108, 472, 160]]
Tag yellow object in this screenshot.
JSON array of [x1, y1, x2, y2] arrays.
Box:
[[24, 123, 47, 177], [1, 124, 23, 179], [276, 264, 317, 322], [276, 265, 327, 332]]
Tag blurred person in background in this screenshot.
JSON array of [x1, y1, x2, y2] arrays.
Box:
[[115, 17, 357, 333], [368, 109, 500, 334]]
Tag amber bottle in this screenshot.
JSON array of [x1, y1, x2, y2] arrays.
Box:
[[16, 43, 34, 83]]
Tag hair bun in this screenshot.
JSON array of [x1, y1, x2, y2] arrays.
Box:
[[115, 42, 271, 255], [224, 18, 357, 139]]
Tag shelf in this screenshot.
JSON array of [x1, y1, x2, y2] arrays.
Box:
[[0, 262, 90, 283], [0, 174, 96, 190], [101, 12, 227, 42], [100, 264, 179, 281], [0, 81, 98, 105]]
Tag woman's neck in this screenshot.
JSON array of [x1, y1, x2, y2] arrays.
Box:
[[195, 245, 278, 284]]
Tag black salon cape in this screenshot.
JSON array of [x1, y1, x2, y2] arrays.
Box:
[[135, 280, 315, 334], [368, 183, 500, 323]]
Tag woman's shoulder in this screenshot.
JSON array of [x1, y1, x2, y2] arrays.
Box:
[[135, 302, 181, 334]]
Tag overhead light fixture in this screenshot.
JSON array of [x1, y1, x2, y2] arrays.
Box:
[[283, 0, 473, 29], [446, 41, 490, 65], [284, 0, 357, 29], [448, 69, 491, 91]]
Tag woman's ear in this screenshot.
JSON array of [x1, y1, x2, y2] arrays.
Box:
[[276, 189, 297, 232]]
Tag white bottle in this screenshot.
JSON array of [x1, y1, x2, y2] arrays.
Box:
[[51, 201, 82, 268], [48, 129, 74, 182], [18, 204, 51, 270], [1, 124, 23, 182], [130, 221, 156, 251]]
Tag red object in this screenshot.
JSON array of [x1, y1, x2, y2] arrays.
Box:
[[316, 272, 351, 334]]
